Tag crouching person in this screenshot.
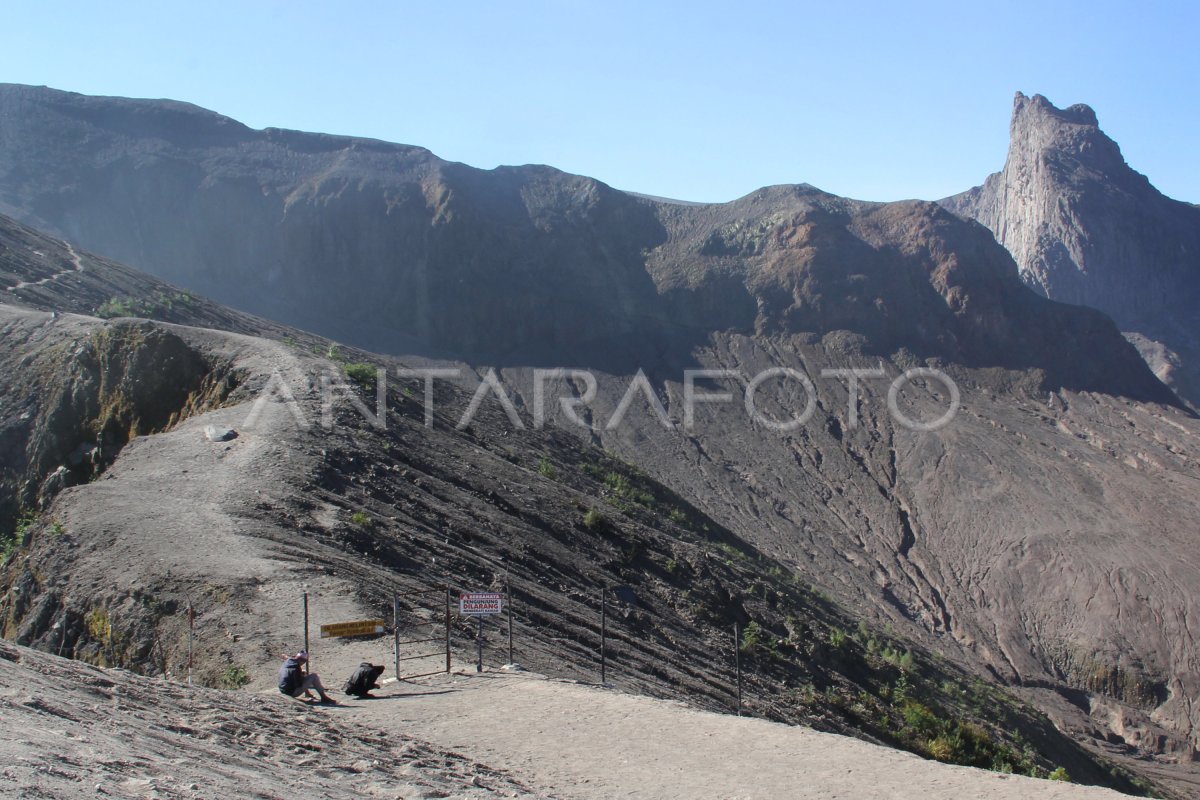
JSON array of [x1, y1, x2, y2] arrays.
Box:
[[344, 662, 387, 698], [278, 651, 337, 704]]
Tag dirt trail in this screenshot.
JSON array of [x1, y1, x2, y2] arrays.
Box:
[[343, 667, 1133, 800], [0, 640, 540, 800], [5, 242, 85, 293], [0, 635, 1136, 800]]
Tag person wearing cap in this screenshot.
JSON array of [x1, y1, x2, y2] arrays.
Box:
[[278, 650, 337, 704]]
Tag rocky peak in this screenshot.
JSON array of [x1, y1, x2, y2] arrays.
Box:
[[943, 92, 1200, 407], [1004, 92, 1134, 189]]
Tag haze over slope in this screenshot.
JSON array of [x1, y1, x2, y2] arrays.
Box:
[[3, 85, 1200, 794], [943, 92, 1200, 407]]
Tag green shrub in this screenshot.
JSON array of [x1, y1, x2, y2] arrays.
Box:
[[882, 646, 915, 671], [3, 511, 41, 560], [829, 626, 847, 648], [605, 471, 631, 494], [95, 291, 194, 320], [1048, 767, 1071, 782], [86, 608, 112, 644], [538, 458, 557, 479], [582, 508, 605, 530], [901, 700, 941, 737], [219, 665, 251, 689], [350, 511, 372, 528], [741, 621, 764, 652], [343, 362, 378, 387], [928, 735, 956, 762]]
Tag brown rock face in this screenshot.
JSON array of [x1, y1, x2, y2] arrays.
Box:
[[943, 92, 1200, 406]]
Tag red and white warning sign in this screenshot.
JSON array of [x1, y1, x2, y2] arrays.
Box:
[[459, 592, 503, 616]]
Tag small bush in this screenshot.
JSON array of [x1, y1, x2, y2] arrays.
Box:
[[741, 621, 764, 652], [582, 508, 605, 530], [219, 665, 251, 689], [829, 626, 847, 648], [96, 291, 194, 320], [605, 471, 632, 494], [86, 608, 112, 643], [537, 458, 557, 479], [349, 511, 372, 528], [928, 735, 956, 762], [3, 510, 41, 559], [343, 362, 378, 387], [901, 700, 941, 737], [1048, 767, 1071, 782]]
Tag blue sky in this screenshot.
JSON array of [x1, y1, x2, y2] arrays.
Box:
[[2, 1, 1196, 203]]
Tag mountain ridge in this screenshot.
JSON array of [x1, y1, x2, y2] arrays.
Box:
[[4, 85, 1200, 794]]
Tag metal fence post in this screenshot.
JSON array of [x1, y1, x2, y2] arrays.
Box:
[[476, 616, 484, 673], [187, 600, 194, 687], [506, 580, 514, 666], [735, 623, 742, 716], [445, 587, 452, 673], [303, 592, 310, 674], [393, 593, 400, 680], [600, 586, 607, 685]]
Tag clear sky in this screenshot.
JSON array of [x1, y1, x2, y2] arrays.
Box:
[[2, 1, 1196, 204]]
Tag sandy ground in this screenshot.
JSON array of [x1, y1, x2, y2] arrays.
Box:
[[1, 636, 1137, 800], [0, 639, 538, 800], [347, 668, 1135, 800]]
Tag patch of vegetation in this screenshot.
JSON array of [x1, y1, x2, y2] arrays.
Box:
[[537, 458, 557, 479], [1048, 767, 1071, 782], [343, 362, 378, 388], [604, 471, 655, 505], [95, 291, 196, 320], [740, 620, 764, 652], [86, 608, 112, 644], [219, 664, 251, 689], [349, 511, 372, 528], [829, 626, 848, 648], [3, 510, 41, 560], [881, 645, 915, 672], [582, 507, 605, 530]]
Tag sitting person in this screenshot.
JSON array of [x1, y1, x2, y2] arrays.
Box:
[[277, 650, 336, 704], [343, 662, 387, 698]]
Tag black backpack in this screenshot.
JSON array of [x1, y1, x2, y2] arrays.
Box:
[[343, 662, 385, 697]]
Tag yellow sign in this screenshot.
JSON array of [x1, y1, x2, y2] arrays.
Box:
[[319, 619, 386, 639]]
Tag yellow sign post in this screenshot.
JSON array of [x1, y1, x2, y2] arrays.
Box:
[[319, 619, 386, 639]]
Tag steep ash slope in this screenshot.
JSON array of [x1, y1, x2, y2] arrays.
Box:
[[0, 233, 1161, 795], [943, 92, 1200, 406]]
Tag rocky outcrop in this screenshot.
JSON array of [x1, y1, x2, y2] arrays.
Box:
[[0, 270, 239, 534], [943, 92, 1200, 406]]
